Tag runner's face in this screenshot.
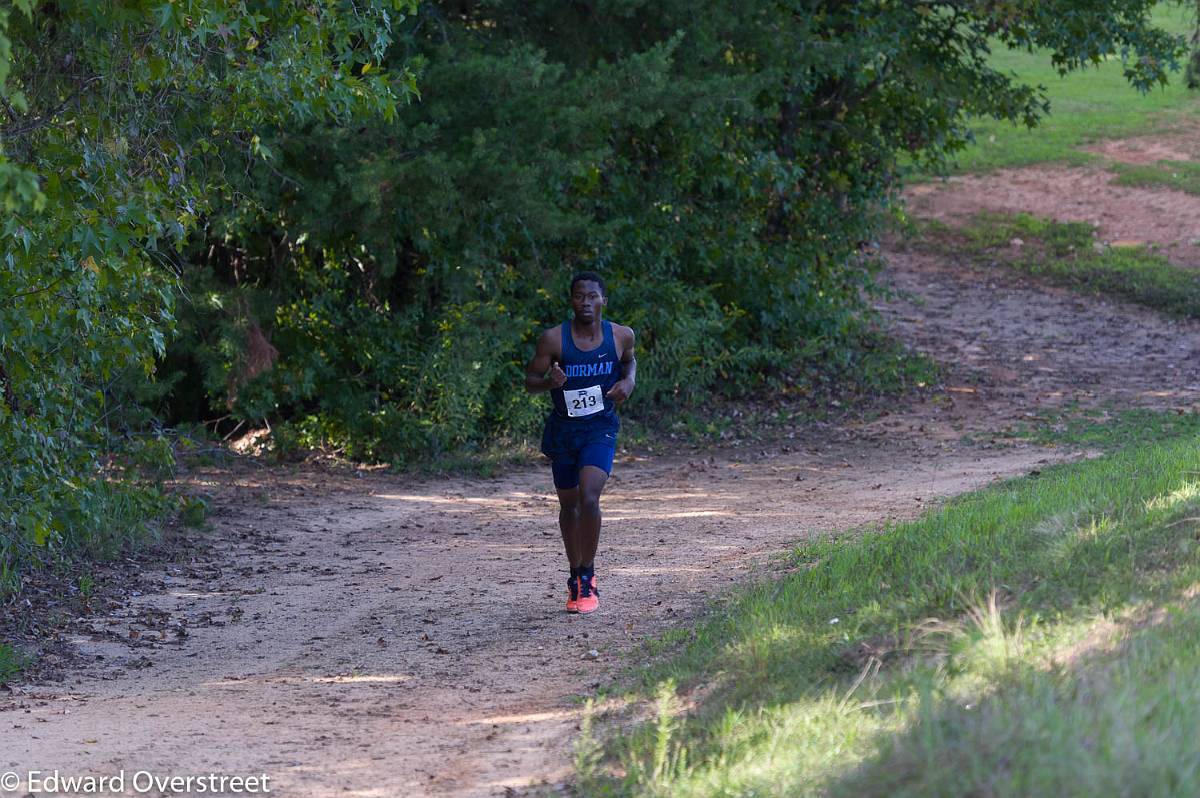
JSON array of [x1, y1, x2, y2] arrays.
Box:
[[571, 281, 605, 323]]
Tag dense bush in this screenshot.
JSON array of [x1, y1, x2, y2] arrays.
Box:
[[166, 0, 1185, 462], [0, 0, 418, 589]]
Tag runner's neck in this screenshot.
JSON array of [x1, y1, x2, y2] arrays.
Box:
[[569, 318, 605, 352]]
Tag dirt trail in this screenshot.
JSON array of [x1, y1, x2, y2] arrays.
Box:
[[879, 248, 1200, 423], [9, 145, 1200, 796], [5, 440, 1060, 797]]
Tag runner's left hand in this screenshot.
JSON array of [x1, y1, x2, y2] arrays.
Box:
[[606, 379, 633, 404]]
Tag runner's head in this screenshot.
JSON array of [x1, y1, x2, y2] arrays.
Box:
[[570, 271, 606, 323]]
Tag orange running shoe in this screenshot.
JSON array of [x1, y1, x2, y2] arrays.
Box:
[[576, 574, 599, 614], [566, 576, 579, 613]]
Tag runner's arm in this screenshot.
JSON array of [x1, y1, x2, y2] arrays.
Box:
[[606, 326, 636, 403], [525, 328, 566, 393]]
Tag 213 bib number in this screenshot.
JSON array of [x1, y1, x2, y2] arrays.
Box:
[[566, 385, 604, 418]]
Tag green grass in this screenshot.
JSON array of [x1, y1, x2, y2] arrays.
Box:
[[929, 4, 1200, 174], [579, 427, 1200, 796], [1018, 407, 1200, 452], [832, 606, 1200, 796], [919, 211, 1200, 318], [1110, 158, 1200, 194], [963, 406, 1200, 452], [0, 643, 25, 684]]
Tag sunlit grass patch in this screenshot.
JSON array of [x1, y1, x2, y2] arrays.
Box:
[[580, 430, 1200, 796], [1144, 480, 1200, 513], [829, 592, 1200, 797]]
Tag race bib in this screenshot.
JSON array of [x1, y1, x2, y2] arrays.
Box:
[[565, 384, 604, 417]]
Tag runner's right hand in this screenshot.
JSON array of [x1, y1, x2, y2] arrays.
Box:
[[549, 361, 567, 389]]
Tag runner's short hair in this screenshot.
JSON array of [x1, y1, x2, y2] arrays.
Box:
[[570, 271, 606, 297]]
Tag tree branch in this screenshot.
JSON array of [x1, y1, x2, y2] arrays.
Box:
[[1, 76, 102, 139], [0, 275, 67, 306]]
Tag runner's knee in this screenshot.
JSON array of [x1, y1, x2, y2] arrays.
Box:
[[579, 491, 601, 515]]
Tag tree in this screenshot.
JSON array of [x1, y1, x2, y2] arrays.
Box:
[[0, 0, 417, 586], [1186, 0, 1200, 88]]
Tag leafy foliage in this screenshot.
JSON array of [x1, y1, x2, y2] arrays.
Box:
[[0, 0, 417, 590], [171, 0, 1186, 462]]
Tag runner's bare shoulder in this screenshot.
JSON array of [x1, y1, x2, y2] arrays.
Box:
[[610, 323, 635, 354], [539, 324, 563, 359]]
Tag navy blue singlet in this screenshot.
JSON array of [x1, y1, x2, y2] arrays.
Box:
[[550, 320, 621, 422]]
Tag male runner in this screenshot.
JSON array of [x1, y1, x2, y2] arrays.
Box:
[[524, 272, 636, 614]]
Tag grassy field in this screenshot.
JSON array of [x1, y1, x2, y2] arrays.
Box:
[[935, 3, 1200, 174], [578, 426, 1200, 796]]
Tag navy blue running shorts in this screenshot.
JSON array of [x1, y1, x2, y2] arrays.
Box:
[[551, 442, 616, 489], [541, 412, 619, 489]]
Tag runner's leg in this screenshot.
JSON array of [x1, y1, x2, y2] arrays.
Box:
[[576, 465, 609, 568], [556, 486, 583, 568]]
